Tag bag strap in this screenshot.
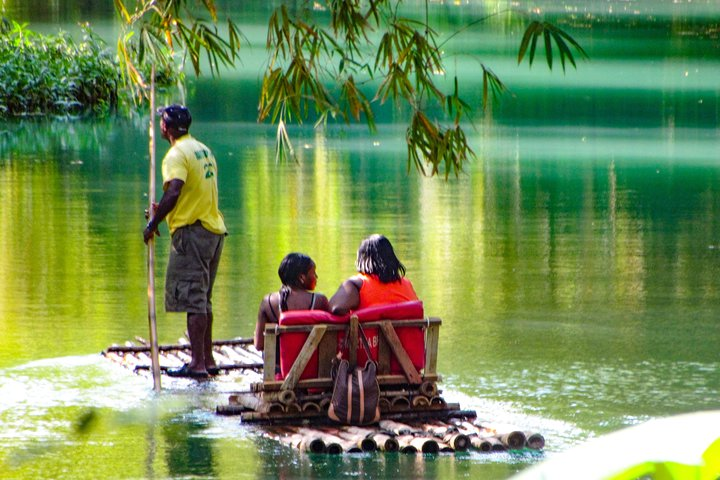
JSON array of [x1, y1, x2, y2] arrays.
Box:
[[357, 323, 374, 362], [337, 322, 374, 362]]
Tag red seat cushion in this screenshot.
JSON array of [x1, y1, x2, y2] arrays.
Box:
[[278, 310, 347, 380], [277, 302, 426, 380], [340, 301, 425, 373]]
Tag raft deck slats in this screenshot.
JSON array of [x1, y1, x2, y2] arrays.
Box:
[[105, 337, 253, 353], [102, 337, 263, 375]]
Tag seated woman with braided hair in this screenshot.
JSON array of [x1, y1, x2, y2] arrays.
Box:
[[254, 253, 331, 352], [329, 234, 418, 315]]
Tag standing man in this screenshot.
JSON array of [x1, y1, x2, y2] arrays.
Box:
[[143, 104, 227, 378]]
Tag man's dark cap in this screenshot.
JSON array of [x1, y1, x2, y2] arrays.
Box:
[[157, 104, 192, 132]]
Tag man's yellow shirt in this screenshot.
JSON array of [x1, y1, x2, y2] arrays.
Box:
[[161, 134, 227, 235]]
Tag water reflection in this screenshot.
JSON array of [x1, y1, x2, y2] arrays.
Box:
[[162, 413, 217, 477]]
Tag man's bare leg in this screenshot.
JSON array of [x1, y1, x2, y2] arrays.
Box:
[[204, 312, 217, 370], [186, 312, 208, 374]]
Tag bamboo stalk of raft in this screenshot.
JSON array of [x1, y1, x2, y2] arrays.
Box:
[[378, 419, 415, 435], [378, 421, 469, 452], [342, 426, 399, 452], [258, 421, 545, 455], [265, 427, 328, 454], [396, 435, 440, 454], [230, 345, 264, 364], [318, 428, 377, 452], [422, 420, 457, 436], [296, 428, 346, 454], [436, 442, 455, 453], [219, 345, 253, 364], [105, 338, 264, 373], [105, 337, 253, 353], [451, 418, 546, 450], [525, 432, 546, 450]]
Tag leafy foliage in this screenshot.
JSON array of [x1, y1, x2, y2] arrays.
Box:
[[114, 0, 243, 103], [0, 19, 118, 118], [259, 2, 587, 178], [518, 20, 589, 71]]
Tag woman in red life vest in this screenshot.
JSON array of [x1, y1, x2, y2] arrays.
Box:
[[255, 253, 331, 352], [329, 234, 418, 315]]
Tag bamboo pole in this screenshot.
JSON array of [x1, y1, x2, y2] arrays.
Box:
[[369, 433, 399, 452], [298, 428, 343, 454], [411, 395, 430, 408], [340, 440, 363, 453], [390, 395, 410, 411], [436, 441, 454, 453], [470, 436, 492, 452], [396, 435, 440, 454], [419, 381, 438, 397], [342, 426, 397, 452], [396, 436, 418, 454], [215, 404, 249, 416], [332, 430, 377, 452], [378, 420, 414, 435], [443, 433, 470, 451], [290, 434, 326, 454], [231, 345, 265, 364], [410, 436, 439, 454], [146, 64, 161, 392], [421, 423, 455, 437], [525, 432, 545, 450], [267, 428, 327, 454], [488, 437, 506, 451], [301, 401, 322, 412], [499, 431, 527, 450], [278, 389, 297, 405]]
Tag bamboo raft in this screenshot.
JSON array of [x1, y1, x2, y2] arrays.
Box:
[[103, 302, 547, 456], [102, 336, 264, 378], [259, 419, 546, 454]]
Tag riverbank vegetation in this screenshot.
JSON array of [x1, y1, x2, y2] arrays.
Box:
[[0, 19, 119, 117]]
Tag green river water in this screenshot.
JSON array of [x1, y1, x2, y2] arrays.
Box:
[[0, 1, 718, 479]]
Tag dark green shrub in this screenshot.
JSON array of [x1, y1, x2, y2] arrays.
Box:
[[0, 19, 119, 117]]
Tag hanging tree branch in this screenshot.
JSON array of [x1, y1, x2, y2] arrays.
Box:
[[114, 0, 244, 104], [259, 1, 587, 178], [112, 1, 586, 177]]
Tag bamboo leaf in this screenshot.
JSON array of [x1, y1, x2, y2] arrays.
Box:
[[528, 27, 539, 68], [114, 0, 132, 24], [543, 28, 552, 70], [551, 30, 572, 71], [518, 20, 539, 64], [554, 25, 589, 60]]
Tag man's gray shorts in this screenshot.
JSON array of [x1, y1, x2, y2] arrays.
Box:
[[165, 222, 224, 314]]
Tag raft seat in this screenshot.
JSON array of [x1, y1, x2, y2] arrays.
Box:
[[338, 301, 425, 375], [276, 301, 426, 383], [278, 310, 347, 381]]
